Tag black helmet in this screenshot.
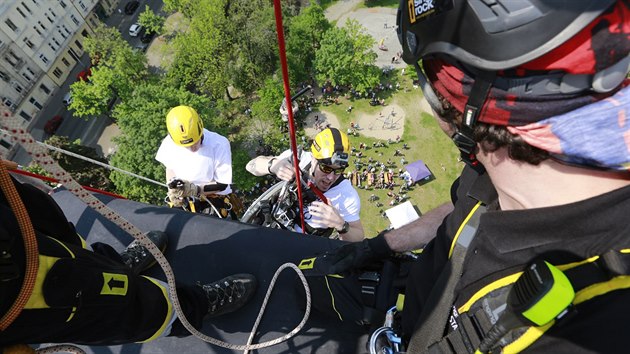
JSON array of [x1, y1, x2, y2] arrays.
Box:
[[397, 0, 618, 71]]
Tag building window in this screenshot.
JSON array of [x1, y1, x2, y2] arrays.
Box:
[[49, 8, 57, 17], [39, 54, 48, 64], [70, 15, 79, 26], [31, 0, 38, 5], [81, 29, 89, 37], [74, 40, 83, 50], [61, 57, 70, 66], [62, 24, 70, 35], [0, 71, 9, 82], [26, 67, 35, 76], [4, 51, 20, 67], [52, 38, 61, 47], [37, 21, 46, 31], [16, 7, 27, 18], [5, 19, 18, 32], [21, 72, 32, 82], [13, 83, 24, 93], [21, 2, 32, 14], [39, 83, 50, 94], [3, 98, 14, 109], [29, 97, 42, 109], [48, 43, 58, 52], [19, 111, 31, 121], [23, 37, 34, 49], [46, 14, 54, 24], [52, 68, 62, 78], [78, 1, 87, 10], [58, 0, 66, 8], [0, 140, 11, 149]]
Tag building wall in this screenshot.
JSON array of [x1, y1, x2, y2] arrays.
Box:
[[0, 0, 100, 156]]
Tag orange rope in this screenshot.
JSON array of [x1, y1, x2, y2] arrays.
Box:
[[0, 161, 39, 330]]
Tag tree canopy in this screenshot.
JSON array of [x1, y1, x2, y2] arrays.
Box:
[[70, 24, 148, 118], [314, 19, 380, 94], [286, 4, 331, 85], [138, 5, 165, 35]]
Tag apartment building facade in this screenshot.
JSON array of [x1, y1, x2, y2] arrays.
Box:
[[0, 0, 119, 157]]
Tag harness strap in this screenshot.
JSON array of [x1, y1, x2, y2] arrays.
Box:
[[427, 250, 630, 354], [407, 202, 486, 353]]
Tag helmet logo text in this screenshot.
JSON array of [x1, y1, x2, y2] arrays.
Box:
[[408, 0, 435, 24]]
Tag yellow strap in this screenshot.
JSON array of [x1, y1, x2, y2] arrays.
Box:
[[448, 202, 483, 259], [458, 259, 630, 354]]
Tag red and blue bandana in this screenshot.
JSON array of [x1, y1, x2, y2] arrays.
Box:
[[508, 86, 630, 171]]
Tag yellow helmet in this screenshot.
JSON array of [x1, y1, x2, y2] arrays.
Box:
[[311, 128, 350, 168], [166, 105, 204, 147]]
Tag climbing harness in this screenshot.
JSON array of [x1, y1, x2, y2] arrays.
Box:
[[367, 201, 630, 354]]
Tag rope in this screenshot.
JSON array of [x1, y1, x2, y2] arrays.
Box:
[[9, 168, 126, 199], [272, 0, 307, 233], [35, 344, 86, 354], [0, 128, 166, 188], [0, 156, 38, 330], [0, 110, 311, 352]]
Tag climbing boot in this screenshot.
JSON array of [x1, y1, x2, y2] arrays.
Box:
[[198, 274, 257, 318], [120, 230, 168, 274]]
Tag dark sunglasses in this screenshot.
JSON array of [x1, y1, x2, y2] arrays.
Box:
[[318, 163, 345, 175]]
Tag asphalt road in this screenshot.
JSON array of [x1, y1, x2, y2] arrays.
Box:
[[11, 0, 163, 166]]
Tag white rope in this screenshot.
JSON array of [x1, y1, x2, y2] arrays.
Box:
[[0, 110, 312, 352], [35, 344, 86, 354], [0, 128, 166, 188]]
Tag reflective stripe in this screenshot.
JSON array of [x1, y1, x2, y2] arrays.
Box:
[[448, 202, 483, 258], [25, 236, 77, 310], [325, 276, 343, 321], [24, 254, 60, 310], [137, 276, 174, 343], [458, 272, 522, 313]]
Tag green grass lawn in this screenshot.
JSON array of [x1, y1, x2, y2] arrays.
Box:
[[310, 70, 463, 236]]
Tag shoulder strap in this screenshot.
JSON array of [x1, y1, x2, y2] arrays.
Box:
[[407, 202, 486, 353], [429, 249, 630, 354]]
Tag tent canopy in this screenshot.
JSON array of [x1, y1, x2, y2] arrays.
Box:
[[405, 160, 431, 183]]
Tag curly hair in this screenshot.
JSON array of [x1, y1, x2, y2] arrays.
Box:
[[434, 89, 550, 165]]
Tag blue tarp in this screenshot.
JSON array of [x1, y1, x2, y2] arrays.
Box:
[[405, 160, 431, 183]]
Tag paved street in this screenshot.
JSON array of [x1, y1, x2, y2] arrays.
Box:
[[11, 0, 163, 166]]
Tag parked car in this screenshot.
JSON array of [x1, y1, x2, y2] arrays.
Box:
[[76, 67, 92, 82], [44, 115, 63, 135], [62, 92, 72, 106], [129, 23, 143, 37], [124, 0, 139, 15], [134, 43, 148, 52], [140, 30, 155, 44]]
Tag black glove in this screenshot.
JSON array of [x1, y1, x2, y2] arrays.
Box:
[[320, 233, 392, 275]]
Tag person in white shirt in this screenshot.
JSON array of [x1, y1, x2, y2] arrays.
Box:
[[247, 128, 364, 241], [156, 105, 240, 218]]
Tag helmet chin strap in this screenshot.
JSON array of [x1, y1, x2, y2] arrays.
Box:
[[451, 70, 496, 173]]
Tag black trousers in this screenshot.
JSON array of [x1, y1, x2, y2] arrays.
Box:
[[0, 177, 207, 346]]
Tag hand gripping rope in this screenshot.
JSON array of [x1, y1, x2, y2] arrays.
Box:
[[0, 112, 312, 352]]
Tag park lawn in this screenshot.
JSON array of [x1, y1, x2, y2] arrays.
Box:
[[318, 70, 463, 237]]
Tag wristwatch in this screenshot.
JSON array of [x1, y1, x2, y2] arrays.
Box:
[[338, 221, 350, 234]]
